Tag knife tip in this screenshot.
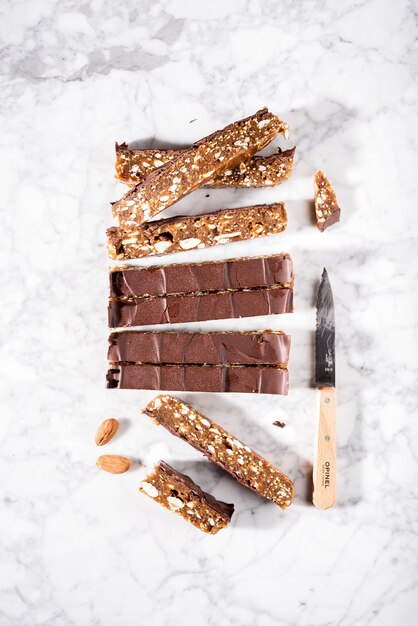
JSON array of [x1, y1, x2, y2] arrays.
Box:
[[321, 267, 330, 283]]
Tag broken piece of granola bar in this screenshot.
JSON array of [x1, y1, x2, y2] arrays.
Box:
[[139, 460, 234, 534], [314, 171, 341, 231]]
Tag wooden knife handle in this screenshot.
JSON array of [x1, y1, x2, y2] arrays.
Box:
[[313, 386, 337, 509]]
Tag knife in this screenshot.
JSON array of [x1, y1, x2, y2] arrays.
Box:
[[313, 268, 336, 509]]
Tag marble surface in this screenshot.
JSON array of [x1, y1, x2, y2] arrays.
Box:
[[1, 1, 417, 624]]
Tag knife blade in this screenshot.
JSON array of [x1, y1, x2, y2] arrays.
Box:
[[313, 268, 337, 509]]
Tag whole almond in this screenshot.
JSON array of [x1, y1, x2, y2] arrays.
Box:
[[96, 454, 130, 474], [95, 418, 119, 446]]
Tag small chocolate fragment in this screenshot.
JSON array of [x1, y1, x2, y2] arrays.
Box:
[[115, 142, 296, 188], [139, 461, 234, 534], [112, 108, 288, 229], [108, 330, 291, 365], [107, 364, 289, 395], [108, 286, 293, 327], [273, 420, 286, 428], [143, 396, 294, 509], [314, 171, 341, 231], [110, 253, 293, 298], [107, 203, 287, 260]]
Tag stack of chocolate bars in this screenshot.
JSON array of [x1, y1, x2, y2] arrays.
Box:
[[106, 109, 296, 395], [104, 108, 301, 532], [107, 330, 290, 394], [108, 253, 293, 327]]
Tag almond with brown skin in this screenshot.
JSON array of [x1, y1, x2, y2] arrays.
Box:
[[96, 454, 130, 474], [95, 418, 119, 446]]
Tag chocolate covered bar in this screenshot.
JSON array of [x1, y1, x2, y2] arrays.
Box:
[[107, 203, 287, 260], [112, 109, 288, 229], [108, 286, 293, 327], [116, 142, 296, 188], [139, 461, 234, 534], [108, 364, 288, 394], [314, 171, 341, 231], [108, 331, 291, 365], [143, 396, 294, 509], [110, 253, 293, 298]]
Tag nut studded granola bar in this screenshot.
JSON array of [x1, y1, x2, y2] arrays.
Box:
[[143, 396, 294, 509], [109, 253, 293, 298], [112, 109, 288, 229], [107, 203, 287, 260], [115, 142, 296, 188], [140, 461, 234, 534], [314, 171, 341, 231], [107, 364, 289, 394], [108, 286, 293, 327], [107, 330, 291, 365]]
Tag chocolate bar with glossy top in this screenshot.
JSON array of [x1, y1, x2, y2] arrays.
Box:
[[110, 253, 293, 298], [107, 364, 289, 394], [112, 108, 288, 229], [108, 331, 291, 365], [143, 396, 294, 508], [108, 286, 293, 327], [116, 142, 296, 188]]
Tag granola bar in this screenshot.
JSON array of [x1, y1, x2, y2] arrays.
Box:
[[140, 461, 234, 534], [109, 253, 293, 298], [107, 330, 291, 365], [107, 203, 287, 260], [108, 286, 293, 327], [314, 171, 341, 231], [143, 396, 294, 509], [112, 108, 288, 229], [115, 142, 296, 188]]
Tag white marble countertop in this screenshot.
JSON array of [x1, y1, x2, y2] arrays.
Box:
[[1, 1, 417, 624]]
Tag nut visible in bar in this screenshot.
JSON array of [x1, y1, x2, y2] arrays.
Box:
[[314, 171, 341, 231], [143, 396, 294, 509], [107, 202, 287, 260], [112, 108, 288, 229], [109, 253, 293, 298], [139, 461, 234, 534], [115, 142, 296, 188]]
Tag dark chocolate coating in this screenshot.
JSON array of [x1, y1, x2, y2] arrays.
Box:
[[108, 287, 293, 327], [320, 208, 341, 232], [107, 331, 290, 365], [106, 364, 289, 395], [110, 254, 293, 298]]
